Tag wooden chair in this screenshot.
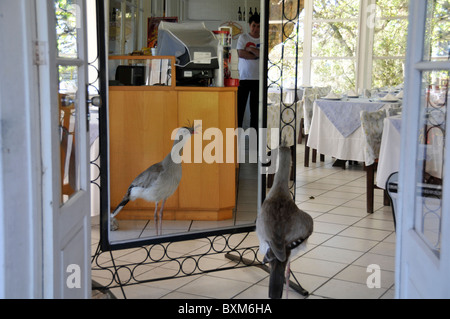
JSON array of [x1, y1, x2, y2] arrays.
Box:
[[59, 93, 76, 199], [301, 87, 330, 167], [385, 172, 399, 230]]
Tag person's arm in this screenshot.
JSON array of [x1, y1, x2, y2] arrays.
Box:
[[245, 46, 260, 58], [238, 49, 257, 60], [237, 34, 259, 60]]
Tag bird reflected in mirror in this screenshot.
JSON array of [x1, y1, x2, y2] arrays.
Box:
[[110, 122, 197, 235], [257, 138, 314, 299]]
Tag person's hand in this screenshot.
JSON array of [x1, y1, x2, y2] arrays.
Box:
[[245, 46, 259, 58]]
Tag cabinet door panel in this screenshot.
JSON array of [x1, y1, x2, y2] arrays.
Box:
[[109, 90, 178, 216]]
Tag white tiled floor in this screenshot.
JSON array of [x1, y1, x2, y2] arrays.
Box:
[[91, 144, 396, 299]]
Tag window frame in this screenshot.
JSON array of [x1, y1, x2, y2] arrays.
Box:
[[298, 0, 409, 91]]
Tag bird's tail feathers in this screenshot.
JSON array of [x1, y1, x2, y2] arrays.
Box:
[[111, 202, 126, 219], [111, 189, 131, 218], [270, 235, 287, 262], [269, 258, 287, 299]]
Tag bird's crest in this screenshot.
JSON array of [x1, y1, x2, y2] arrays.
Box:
[[183, 119, 194, 129], [182, 120, 201, 134]]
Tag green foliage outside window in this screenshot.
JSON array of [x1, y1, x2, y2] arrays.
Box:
[[268, 0, 412, 92]]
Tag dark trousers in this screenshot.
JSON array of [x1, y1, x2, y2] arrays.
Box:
[[237, 80, 259, 131]]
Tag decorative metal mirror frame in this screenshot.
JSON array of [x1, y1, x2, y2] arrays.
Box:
[[91, 0, 304, 298]]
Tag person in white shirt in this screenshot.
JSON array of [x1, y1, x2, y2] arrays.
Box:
[[236, 14, 260, 132]]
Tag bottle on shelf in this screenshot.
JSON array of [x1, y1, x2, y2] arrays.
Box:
[[238, 7, 242, 21], [243, 9, 245, 22], [111, 7, 117, 22], [249, 7, 253, 19], [254, 8, 258, 16]]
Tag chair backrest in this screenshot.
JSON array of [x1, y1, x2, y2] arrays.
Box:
[[360, 108, 387, 166], [301, 93, 316, 135], [314, 86, 331, 98], [386, 172, 399, 230], [300, 86, 330, 134], [267, 91, 281, 105], [387, 107, 402, 117]]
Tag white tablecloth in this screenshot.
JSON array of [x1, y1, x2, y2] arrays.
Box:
[[307, 98, 400, 162], [376, 114, 444, 189], [376, 116, 402, 189]]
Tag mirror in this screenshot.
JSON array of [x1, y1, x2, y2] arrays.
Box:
[[100, 0, 269, 250]]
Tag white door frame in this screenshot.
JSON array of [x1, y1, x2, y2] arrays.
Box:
[[0, 0, 43, 298], [396, 0, 450, 298], [2, 0, 94, 299], [36, 0, 91, 298]]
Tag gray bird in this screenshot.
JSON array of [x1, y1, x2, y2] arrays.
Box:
[[257, 142, 314, 299], [110, 124, 196, 235]]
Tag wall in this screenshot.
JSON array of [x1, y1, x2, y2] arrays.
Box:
[[184, 0, 260, 22], [145, 0, 260, 23], [0, 0, 43, 298]]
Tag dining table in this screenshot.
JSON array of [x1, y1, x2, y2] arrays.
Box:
[[376, 111, 444, 189], [307, 97, 402, 164]]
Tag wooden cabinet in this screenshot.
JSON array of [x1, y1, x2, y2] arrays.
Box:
[[109, 86, 237, 221]]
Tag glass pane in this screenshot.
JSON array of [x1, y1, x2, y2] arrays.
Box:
[[375, 0, 409, 17], [424, 0, 450, 61], [370, 1, 409, 89], [124, 2, 138, 55], [415, 70, 449, 257], [372, 58, 405, 88], [373, 18, 408, 57], [311, 59, 356, 93], [59, 65, 80, 204], [267, 0, 304, 88], [109, 0, 122, 54], [109, 0, 139, 55], [268, 0, 304, 54], [311, 21, 358, 57], [54, 0, 80, 58], [313, 0, 360, 19]]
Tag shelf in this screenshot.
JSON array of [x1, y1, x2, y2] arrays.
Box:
[[109, 55, 176, 88]]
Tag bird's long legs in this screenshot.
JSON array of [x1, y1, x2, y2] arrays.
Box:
[[154, 202, 159, 235], [159, 199, 166, 235], [285, 261, 291, 299]]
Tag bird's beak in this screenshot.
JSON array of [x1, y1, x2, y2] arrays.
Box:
[[192, 123, 201, 135]]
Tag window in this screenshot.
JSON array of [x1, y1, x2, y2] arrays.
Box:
[[109, 0, 144, 55], [268, 0, 409, 93], [371, 0, 409, 88], [424, 0, 450, 62], [310, 0, 360, 91], [267, 1, 303, 89]]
